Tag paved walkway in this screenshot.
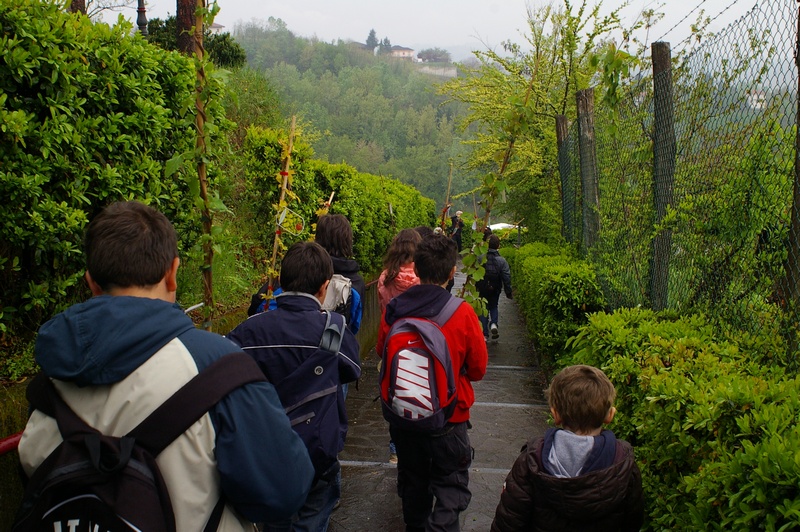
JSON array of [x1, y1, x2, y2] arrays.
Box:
[[330, 269, 551, 531]]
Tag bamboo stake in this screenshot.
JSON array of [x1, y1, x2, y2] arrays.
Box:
[[440, 161, 453, 229], [268, 116, 297, 293]]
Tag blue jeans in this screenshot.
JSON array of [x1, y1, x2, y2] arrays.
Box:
[[262, 462, 341, 532], [479, 290, 500, 337]]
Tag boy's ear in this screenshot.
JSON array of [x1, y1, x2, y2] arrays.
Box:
[[550, 407, 562, 426], [604, 407, 617, 425], [85, 271, 104, 296], [165, 257, 180, 294], [315, 279, 330, 302], [448, 265, 456, 280]]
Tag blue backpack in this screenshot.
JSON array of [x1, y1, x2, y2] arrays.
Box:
[[272, 311, 346, 479]]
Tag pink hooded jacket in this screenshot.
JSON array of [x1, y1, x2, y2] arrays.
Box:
[[378, 263, 420, 312]]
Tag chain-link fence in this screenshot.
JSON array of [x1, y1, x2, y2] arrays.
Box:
[[558, 0, 800, 359]]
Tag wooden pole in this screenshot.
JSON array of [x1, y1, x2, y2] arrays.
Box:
[[576, 88, 600, 256], [268, 116, 297, 293], [556, 115, 573, 243], [650, 42, 676, 311], [193, 0, 214, 330], [783, 0, 800, 365], [440, 162, 453, 229]]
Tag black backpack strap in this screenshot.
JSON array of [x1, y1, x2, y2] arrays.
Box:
[[26, 373, 96, 439], [431, 296, 463, 328], [128, 352, 266, 455], [319, 310, 345, 355]]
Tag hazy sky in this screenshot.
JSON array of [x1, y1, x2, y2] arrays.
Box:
[[123, 0, 760, 59]]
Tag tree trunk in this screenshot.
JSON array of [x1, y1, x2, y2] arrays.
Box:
[[68, 0, 86, 14], [176, 0, 195, 54]]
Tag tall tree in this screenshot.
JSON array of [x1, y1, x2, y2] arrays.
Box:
[[366, 29, 378, 50], [378, 37, 391, 55]]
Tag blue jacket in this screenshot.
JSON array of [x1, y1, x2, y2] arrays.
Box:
[[18, 295, 314, 530], [227, 293, 362, 473]]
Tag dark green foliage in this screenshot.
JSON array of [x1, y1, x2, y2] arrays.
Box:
[[205, 32, 246, 69], [365, 29, 378, 50], [0, 0, 199, 336], [148, 16, 246, 69]]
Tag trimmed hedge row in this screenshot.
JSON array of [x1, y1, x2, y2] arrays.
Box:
[[0, 0, 201, 336], [507, 242, 605, 356], [242, 126, 436, 275], [506, 243, 800, 529], [563, 308, 800, 530]]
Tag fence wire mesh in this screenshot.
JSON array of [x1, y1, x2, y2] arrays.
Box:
[[557, 0, 800, 362]]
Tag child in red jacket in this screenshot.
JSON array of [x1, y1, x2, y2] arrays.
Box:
[[378, 234, 488, 532]]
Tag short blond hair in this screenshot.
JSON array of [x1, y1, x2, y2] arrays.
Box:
[[545, 365, 616, 433]]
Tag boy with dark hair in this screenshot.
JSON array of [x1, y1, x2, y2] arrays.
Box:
[[378, 234, 488, 532], [478, 234, 512, 342], [491, 365, 644, 532], [18, 201, 313, 530], [228, 241, 362, 532]]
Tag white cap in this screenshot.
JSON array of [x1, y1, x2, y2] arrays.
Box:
[[456, 210, 463, 216]]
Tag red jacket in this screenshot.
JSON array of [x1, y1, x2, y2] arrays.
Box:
[[377, 284, 487, 423]]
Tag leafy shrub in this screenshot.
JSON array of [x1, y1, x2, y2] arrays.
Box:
[[565, 307, 800, 530], [242, 125, 435, 277], [0, 0, 201, 336], [511, 242, 604, 356]]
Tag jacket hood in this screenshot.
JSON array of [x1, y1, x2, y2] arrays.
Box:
[[35, 295, 196, 386], [330, 256, 360, 277], [531, 431, 636, 523], [384, 284, 452, 325], [381, 263, 418, 291]]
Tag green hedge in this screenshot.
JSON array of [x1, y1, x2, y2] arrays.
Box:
[[564, 308, 800, 530], [242, 126, 435, 275], [510, 242, 605, 356], [0, 0, 201, 338]]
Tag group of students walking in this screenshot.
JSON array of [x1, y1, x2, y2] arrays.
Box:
[[14, 201, 643, 532]]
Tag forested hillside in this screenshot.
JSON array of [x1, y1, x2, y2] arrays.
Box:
[[232, 18, 473, 206]]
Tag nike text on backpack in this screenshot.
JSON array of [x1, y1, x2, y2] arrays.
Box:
[[13, 353, 265, 532], [475, 254, 500, 295], [273, 311, 346, 480], [379, 297, 462, 432]]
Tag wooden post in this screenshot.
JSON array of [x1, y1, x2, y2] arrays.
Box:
[[268, 116, 297, 292], [556, 115, 573, 243], [192, 0, 214, 330], [576, 88, 600, 255], [650, 42, 676, 311], [784, 1, 800, 364]]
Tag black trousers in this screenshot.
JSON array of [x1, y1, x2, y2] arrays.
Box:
[[389, 422, 472, 532]]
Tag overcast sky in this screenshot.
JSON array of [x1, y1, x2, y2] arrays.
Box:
[[123, 0, 760, 60]]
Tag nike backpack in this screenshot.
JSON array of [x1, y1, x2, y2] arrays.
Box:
[[379, 296, 462, 432]]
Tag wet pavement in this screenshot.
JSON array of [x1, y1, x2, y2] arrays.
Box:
[[331, 270, 551, 531]]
